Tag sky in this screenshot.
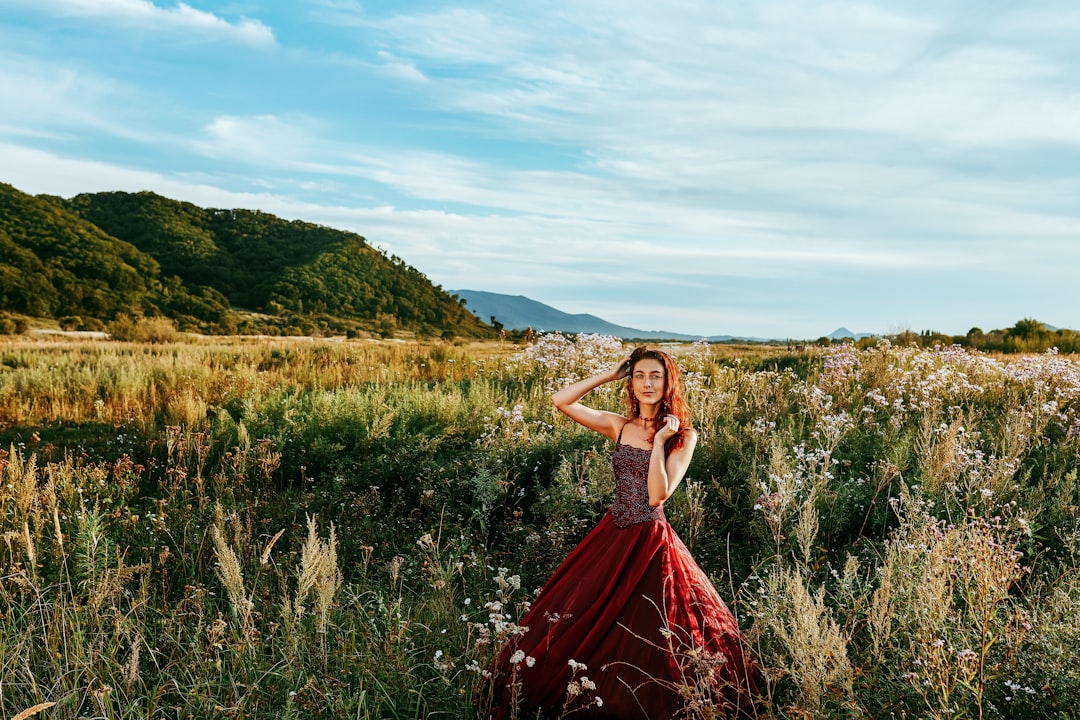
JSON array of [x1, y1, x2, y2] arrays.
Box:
[[2, 1, 1079, 340]]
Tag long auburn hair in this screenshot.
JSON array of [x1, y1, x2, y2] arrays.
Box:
[[624, 346, 692, 454]]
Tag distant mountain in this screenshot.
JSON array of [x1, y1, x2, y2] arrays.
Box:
[[449, 289, 685, 339], [828, 327, 875, 341], [451, 289, 779, 342], [0, 182, 490, 337]]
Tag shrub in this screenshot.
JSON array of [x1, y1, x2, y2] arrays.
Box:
[[59, 315, 82, 331], [136, 316, 178, 343], [0, 315, 32, 334], [107, 314, 178, 343], [106, 313, 139, 341]]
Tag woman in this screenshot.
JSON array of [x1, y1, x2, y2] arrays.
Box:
[[482, 346, 763, 719]]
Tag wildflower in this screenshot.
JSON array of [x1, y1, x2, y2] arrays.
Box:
[[510, 650, 526, 665], [526, 656, 536, 667]]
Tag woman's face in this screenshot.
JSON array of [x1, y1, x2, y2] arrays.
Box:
[[631, 358, 666, 405]]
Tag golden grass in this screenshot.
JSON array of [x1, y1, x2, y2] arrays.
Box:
[[0, 333, 1078, 718]]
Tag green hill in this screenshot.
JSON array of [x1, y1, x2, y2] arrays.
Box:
[[0, 182, 230, 326], [0, 183, 153, 318], [0, 182, 490, 338]]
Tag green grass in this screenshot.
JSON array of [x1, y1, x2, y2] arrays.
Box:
[[1, 334, 1078, 719]]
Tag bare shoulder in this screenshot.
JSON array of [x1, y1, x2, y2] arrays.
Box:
[[585, 409, 629, 443], [601, 410, 631, 439]]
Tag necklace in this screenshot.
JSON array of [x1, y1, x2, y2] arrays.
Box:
[[639, 415, 657, 424]]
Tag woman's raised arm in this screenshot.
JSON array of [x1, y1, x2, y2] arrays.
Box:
[[551, 357, 630, 442]]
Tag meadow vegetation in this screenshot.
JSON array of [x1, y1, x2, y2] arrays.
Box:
[[1, 333, 1078, 719]]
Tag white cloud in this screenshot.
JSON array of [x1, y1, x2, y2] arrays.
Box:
[[851, 47, 1080, 146], [0, 52, 181, 143], [374, 52, 428, 82], [0, 55, 116, 130], [24, 0, 275, 46], [172, 98, 1080, 291], [356, 1, 1080, 157], [328, 5, 531, 66], [192, 115, 327, 164], [1, 142, 271, 204]]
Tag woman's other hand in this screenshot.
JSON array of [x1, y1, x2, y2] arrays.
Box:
[[653, 414, 680, 445]]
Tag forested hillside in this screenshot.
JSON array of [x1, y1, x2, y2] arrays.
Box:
[[0, 183, 491, 338], [0, 182, 233, 330]]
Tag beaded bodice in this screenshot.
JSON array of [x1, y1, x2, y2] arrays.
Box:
[[610, 443, 666, 527]]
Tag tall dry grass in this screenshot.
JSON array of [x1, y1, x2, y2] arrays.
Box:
[[0, 333, 1077, 718]]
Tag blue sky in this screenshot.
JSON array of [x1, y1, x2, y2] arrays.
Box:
[[2, 1, 1079, 339]]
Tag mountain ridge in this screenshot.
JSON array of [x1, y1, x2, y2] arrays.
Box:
[[452, 289, 780, 342], [828, 327, 875, 341]]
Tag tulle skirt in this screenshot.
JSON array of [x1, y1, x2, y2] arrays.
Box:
[[480, 511, 763, 719]]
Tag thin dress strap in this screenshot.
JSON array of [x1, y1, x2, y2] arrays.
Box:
[[616, 419, 630, 444]]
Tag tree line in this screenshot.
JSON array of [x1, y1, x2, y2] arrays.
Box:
[[829, 318, 1080, 354]]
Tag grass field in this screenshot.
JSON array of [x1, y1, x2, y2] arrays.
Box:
[[1, 333, 1078, 719]]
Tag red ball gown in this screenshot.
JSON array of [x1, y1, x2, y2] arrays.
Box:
[[482, 436, 764, 719]]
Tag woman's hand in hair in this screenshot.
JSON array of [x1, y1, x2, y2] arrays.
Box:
[[609, 355, 632, 382], [653, 415, 681, 446]]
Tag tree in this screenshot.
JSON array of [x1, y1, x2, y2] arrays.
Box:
[[1004, 318, 1052, 353], [1007, 318, 1046, 341]]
